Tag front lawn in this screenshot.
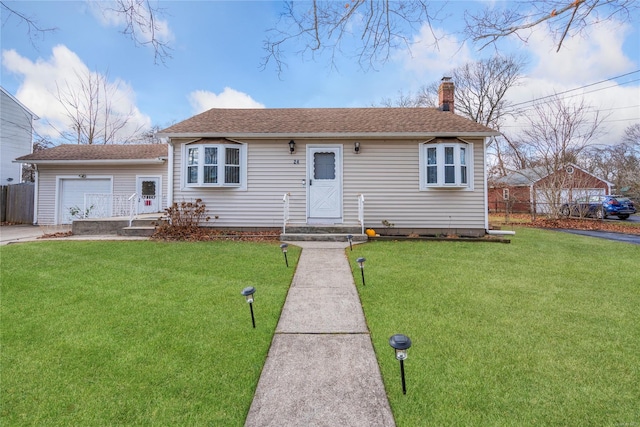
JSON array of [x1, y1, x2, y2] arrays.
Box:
[[350, 228, 640, 426], [1, 240, 299, 426]]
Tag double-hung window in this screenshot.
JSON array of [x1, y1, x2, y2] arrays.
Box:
[[420, 139, 472, 189], [184, 142, 245, 188]]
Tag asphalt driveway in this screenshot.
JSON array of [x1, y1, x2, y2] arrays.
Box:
[[555, 228, 640, 245]]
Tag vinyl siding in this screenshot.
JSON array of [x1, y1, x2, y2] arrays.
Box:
[[171, 138, 487, 230], [35, 163, 168, 225], [1, 90, 34, 183]]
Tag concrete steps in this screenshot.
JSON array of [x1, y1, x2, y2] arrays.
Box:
[[72, 215, 164, 236], [281, 225, 368, 242]]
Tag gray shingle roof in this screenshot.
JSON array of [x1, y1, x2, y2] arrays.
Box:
[[159, 108, 498, 136], [15, 144, 168, 162]]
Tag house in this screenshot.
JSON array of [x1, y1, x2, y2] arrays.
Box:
[[14, 144, 168, 225], [1, 86, 39, 184], [489, 164, 611, 214], [158, 80, 499, 237]]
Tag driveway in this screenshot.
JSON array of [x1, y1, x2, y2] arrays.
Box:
[[555, 228, 640, 245], [0, 225, 45, 245]]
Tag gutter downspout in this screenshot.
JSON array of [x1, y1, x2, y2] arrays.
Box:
[[33, 165, 39, 225], [167, 141, 174, 207]]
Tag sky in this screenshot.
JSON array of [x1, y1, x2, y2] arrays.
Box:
[[1, 0, 639, 148]]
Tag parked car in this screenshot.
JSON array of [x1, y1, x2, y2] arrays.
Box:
[[560, 195, 637, 220]]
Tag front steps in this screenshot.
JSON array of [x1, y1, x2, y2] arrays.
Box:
[[281, 225, 368, 242], [72, 215, 164, 237]]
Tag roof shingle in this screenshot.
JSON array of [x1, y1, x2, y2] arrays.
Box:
[[159, 108, 498, 136], [15, 144, 168, 162]]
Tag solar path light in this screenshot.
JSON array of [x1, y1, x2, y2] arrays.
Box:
[[280, 243, 289, 267], [241, 286, 256, 328], [356, 257, 366, 286], [346, 234, 353, 251], [389, 334, 412, 394]]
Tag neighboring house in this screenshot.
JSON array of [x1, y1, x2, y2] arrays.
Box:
[[14, 144, 168, 225], [158, 80, 499, 237], [1, 86, 39, 184], [489, 164, 611, 214]]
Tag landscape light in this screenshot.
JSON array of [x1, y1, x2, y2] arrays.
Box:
[[241, 286, 256, 328], [389, 334, 412, 394], [280, 243, 289, 267], [356, 257, 366, 286]]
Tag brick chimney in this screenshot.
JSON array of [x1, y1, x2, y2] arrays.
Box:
[[438, 77, 454, 113]]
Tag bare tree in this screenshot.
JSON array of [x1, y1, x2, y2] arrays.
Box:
[[1, 0, 170, 64], [102, 0, 171, 64], [510, 95, 606, 216], [583, 124, 640, 199], [0, 1, 57, 47], [263, 1, 445, 74], [54, 69, 144, 145], [262, 1, 638, 73], [378, 85, 437, 108], [465, 0, 639, 52]]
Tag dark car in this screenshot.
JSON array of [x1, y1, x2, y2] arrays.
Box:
[[561, 195, 637, 220]]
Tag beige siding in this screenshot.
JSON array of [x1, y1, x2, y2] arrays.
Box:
[[171, 138, 487, 231], [36, 163, 168, 225]]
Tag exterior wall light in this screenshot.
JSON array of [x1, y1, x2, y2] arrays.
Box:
[[389, 334, 412, 394], [354, 142, 360, 154], [241, 286, 256, 328], [289, 140, 296, 154], [280, 243, 289, 267], [356, 257, 366, 286]]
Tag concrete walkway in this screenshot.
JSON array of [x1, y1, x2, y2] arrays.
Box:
[[245, 241, 395, 427]]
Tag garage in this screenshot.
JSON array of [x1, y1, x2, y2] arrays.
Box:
[[57, 178, 112, 224]]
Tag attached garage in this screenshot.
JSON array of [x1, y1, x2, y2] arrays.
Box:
[[57, 177, 112, 224], [14, 144, 168, 225]]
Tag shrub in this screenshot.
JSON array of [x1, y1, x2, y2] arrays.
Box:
[[153, 199, 210, 239]]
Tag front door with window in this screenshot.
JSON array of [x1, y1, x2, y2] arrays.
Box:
[[137, 176, 161, 214], [308, 146, 342, 223]]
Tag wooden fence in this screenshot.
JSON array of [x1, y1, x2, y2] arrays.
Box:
[[1, 183, 34, 224]]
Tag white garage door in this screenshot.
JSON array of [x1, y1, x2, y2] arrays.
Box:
[[58, 178, 111, 224], [534, 188, 606, 214]]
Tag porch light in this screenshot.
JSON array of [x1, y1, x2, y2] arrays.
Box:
[[241, 286, 256, 328], [289, 140, 296, 154], [346, 234, 353, 251], [280, 243, 289, 267], [389, 334, 412, 394], [356, 257, 366, 286], [354, 142, 361, 154]]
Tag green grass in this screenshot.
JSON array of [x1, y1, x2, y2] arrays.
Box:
[[349, 228, 640, 426], [1, 240, 299, 426]]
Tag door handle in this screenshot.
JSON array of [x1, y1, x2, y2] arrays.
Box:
[[309, 179, 312, 186]]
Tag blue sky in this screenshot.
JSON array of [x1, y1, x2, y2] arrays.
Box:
[[2, 1, 639, 146]]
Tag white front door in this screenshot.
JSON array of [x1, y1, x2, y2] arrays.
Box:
[[308, 146, 342, 223], [137, 176, 161, 214]]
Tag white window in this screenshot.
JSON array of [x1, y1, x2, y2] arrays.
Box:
[[420, 140, 473, 189], [183, 143, 245, 188]]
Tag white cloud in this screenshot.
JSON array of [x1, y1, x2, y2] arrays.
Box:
[[88, 1, 174, 46], [399, 24, 473, 81], [527, 19, 634, 85], [502, 18, 640, 146], [2, 45, 152, 143], [189, 88, 265, 113]]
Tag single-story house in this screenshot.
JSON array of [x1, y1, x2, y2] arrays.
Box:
[[15, 144, 168, 225], [157, 80, 499, 237], [489, 164, 611, 214], [15, 79, 500, 236]]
